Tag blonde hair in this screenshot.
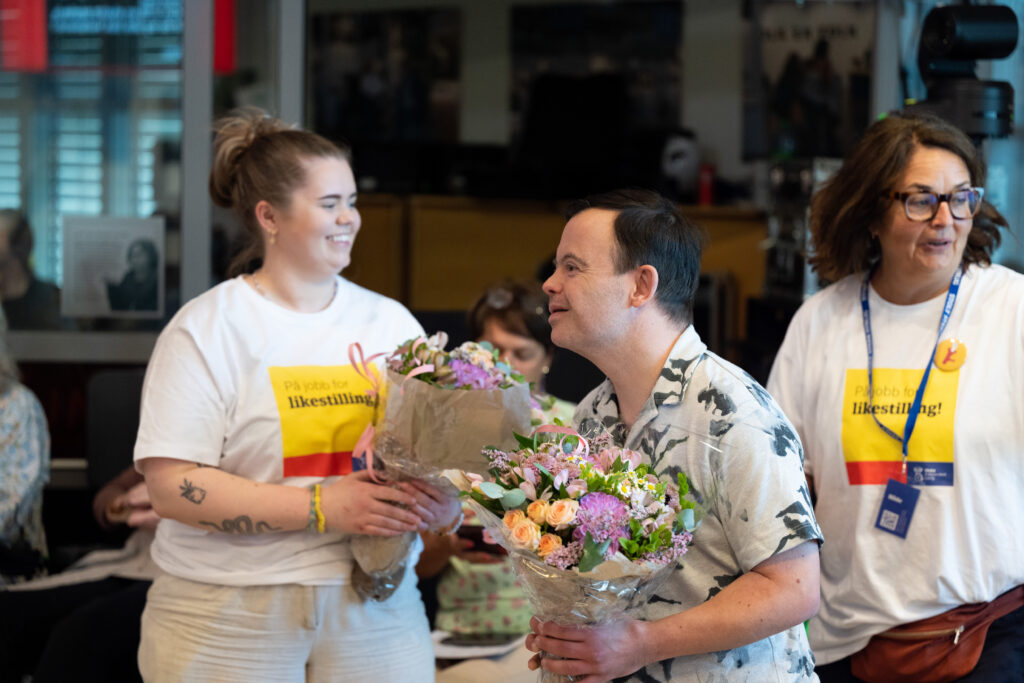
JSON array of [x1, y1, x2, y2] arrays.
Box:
[[208, 108, 351, 276]]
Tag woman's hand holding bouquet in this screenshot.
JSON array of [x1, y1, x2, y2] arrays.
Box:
[[347, 332, 532, 601]]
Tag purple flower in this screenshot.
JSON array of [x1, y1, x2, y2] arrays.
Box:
[[450, 359, 496, 389], [573, 492, 630, 554], [642, 531, 694, 565], [543, 540, 583, 570]]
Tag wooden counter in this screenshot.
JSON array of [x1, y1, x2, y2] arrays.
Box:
[[345, 194, 767, 341]]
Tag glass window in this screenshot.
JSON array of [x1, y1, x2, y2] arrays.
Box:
[[0, 0, 183, 332]]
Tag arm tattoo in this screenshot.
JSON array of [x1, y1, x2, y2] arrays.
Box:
[[198, 516, 281, 534], [179, 479, 207, 504]]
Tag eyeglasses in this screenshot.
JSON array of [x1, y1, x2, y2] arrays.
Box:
[[483, 287, 546, 318], [886, 187, 984, 221]]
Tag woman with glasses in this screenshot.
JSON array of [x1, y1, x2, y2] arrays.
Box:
[[767, 111, 1024, 682], [467, 279, 574, 425]]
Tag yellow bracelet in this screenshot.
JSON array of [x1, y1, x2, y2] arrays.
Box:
[[314, 484, 326, 534]]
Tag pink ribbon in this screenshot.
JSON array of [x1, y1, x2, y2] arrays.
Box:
[[348, 342, 387, 482], [353, 423, 384, 483], [348, 342, 386, 398], [390, 335, 438, 394]]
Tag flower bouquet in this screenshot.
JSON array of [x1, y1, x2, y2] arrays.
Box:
[[347, 333, 532, 601], [365, 332, 533, 482], [451, 427, 699, 682]]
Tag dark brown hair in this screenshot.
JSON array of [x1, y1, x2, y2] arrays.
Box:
[[467, 279, 553, 354], [0, 209, 34, 271], [565, 188, 705, 324], [809, 111, 1007, 282], [209, 108, 351, 276]]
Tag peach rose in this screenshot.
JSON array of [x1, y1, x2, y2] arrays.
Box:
[[503, 509, 527, 530], [546, 499, 580, 527], [510, 519, 541, 550], [537, 533, 563, 557], [527, 499, 550, 525]]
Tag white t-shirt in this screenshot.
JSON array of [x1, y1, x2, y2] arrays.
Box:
[[134, 275, 424, 586], [768, 263, 1024, 664]]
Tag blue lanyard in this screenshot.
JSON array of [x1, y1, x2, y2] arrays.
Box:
[[859, 266, 963, 477]]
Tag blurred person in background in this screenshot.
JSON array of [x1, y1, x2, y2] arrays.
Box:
[[0, 306, 50, 585], [0, 466, 158, 683], [468, 279, 574, 425], [0, 210, 62, 330]]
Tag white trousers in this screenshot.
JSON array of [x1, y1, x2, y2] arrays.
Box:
[[138, 569, 434, 683]]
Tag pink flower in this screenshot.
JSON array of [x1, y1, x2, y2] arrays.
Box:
[[566, 479, 588, 499], [573, 492, 630, 555]]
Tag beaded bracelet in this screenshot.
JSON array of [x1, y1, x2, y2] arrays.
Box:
[[308, 484, 325, 534], [314, 484, 326, 534]]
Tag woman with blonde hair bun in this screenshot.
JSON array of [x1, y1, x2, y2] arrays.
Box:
[[135, 108, 459, 682]]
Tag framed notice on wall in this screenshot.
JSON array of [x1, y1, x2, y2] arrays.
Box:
[[744, 0, 876, 160], [60, 215, 166, 319]]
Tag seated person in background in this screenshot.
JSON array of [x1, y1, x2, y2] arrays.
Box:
[[467, 279, 574, 425], [0, 465, 159, 683], [0, 307, 50, 584], [419, 280, 577, 641], [0, 209, 63, 330]]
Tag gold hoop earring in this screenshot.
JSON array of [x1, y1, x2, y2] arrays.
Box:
[[541, 365, 550, 375]]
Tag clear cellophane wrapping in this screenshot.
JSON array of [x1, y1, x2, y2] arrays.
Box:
[[461, 493, 677, 683]]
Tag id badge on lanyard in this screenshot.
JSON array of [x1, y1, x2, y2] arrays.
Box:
[[860, 266, 962, 539]]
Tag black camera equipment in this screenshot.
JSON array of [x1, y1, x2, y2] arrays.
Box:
[[908, 3, 1018, 140]]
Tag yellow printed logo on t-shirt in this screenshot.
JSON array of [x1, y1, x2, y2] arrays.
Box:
[[840, 367, 957, 485], [268, 365, 381, 477]]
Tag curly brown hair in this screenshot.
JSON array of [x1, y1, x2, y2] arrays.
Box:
[[209, 108, 351, 276], [809, 111, 1008, 282]]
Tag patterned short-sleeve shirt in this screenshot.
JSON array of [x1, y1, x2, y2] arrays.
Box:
[[575, 326, 822, 682], [1, 382, 50, 581]]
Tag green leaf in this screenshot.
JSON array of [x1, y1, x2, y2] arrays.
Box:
[[677, 508, 696, 532], [514, 433, 537, 449], [478, 482, 507, 499], [501, 488, 527, 509], [578, 532, 611, 573], [677, 472, 690, 497], [619, 538, 639, 556]]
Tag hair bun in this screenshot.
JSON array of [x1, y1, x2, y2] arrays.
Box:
[[209, 108, 294, 208]]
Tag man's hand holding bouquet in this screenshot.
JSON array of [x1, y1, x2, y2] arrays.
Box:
[[450, 426, 700, 682]]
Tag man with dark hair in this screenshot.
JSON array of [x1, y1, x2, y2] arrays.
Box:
[[526, 188, 823, 681]]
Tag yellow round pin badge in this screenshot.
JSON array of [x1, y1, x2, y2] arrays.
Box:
[[934, 338, 967, 371]]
